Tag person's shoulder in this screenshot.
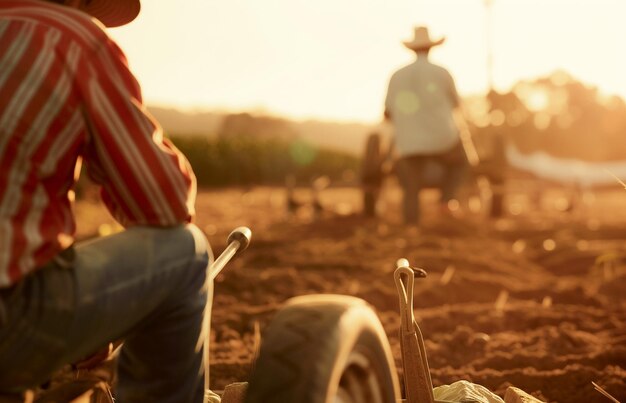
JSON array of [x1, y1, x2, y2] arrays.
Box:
[[398, 61, 418, 72], [429, 61, 453, 76], [43, 2, 110, 50], [423, 60, 445, 71], [423, 61, 454, 82], [1, 1, 109, 52], [390, 62, 414, 80]]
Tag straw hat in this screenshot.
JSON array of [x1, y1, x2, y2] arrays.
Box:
[[402, 27, 445, 51], [84, 0, 141, 27]]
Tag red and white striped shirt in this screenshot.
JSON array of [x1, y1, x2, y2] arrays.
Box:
[[0, 0, 197, 288]]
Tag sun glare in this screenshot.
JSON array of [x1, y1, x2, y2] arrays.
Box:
[[109, 0, 626, 122], [526, 90, 549, 112]]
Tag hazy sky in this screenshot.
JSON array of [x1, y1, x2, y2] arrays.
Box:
[[108, 0, 626, 123]]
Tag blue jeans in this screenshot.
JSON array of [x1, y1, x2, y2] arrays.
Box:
[[397, 144, 469, 224], [0, 224, 212, 402]]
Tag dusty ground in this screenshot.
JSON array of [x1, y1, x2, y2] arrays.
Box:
[[76, 182, 626, 402]]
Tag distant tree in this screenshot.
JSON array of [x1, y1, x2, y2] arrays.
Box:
[[468, 71, 626, 161], [218, 113, 297, 140]]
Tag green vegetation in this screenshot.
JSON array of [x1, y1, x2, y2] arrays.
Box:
[[170, 135, 359, 187]]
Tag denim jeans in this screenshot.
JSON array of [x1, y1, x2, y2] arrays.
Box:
[[397, 144, 469, 224], [0, 224, 212, 403]]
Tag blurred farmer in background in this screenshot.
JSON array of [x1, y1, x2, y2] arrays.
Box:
[[0, 1, 212, 402], [385, 27, 468, 225]]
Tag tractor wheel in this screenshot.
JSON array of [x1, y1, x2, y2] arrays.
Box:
[[245, 294, 400, 403]]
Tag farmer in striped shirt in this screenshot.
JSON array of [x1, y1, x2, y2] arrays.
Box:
[[0, 1, 212, 401]]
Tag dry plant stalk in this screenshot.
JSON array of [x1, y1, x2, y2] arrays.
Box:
[[250, 320, 262, 372], [440, 265, 455, 285], [494, 290, 509, 314], [604, 169, 626, 190], [592, 381, 620, 403]]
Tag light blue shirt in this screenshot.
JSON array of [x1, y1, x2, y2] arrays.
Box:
[[385, 58, 460, 156]]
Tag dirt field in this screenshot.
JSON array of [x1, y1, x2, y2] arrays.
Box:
[[76, 182, 626, 402]]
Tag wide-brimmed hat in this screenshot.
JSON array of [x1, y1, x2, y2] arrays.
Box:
[[402, 26, 445, 50], [84, 0, 141, 27]]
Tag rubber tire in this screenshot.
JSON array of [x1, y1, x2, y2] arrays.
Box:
[[245, 294, 400, 403]]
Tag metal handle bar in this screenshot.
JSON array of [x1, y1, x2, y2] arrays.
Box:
[[204, 226, 252, 403], [209, 226, 251, 281]]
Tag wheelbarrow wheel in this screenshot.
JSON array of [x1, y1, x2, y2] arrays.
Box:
[[245, 294, 400, 403]]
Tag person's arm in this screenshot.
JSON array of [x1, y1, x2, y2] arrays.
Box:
[[382, 76, 397, 172], [446, 71, 480, 167], [446, 69, 461, 109], [384, 74, 395, 121], [78, 36, 195, 227]]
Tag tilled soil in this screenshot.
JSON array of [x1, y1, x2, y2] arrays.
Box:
[[76, 185, 626, 402]]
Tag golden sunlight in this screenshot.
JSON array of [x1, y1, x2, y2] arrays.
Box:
[[110, 0, 626, 122]]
